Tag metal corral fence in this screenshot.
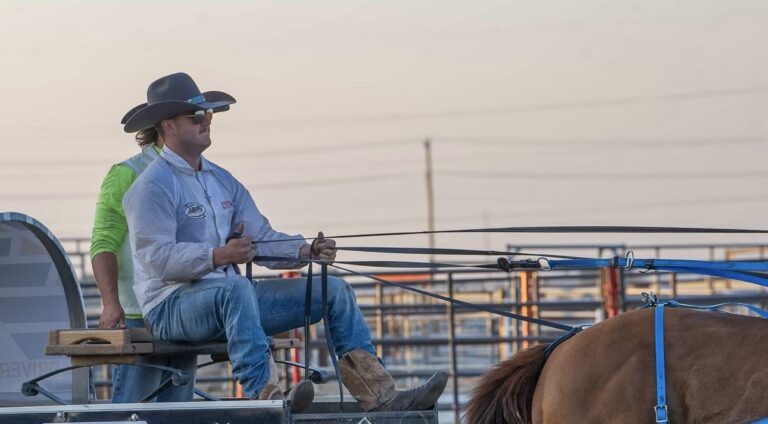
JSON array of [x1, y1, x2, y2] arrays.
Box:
[[59, 239, 768, 423]]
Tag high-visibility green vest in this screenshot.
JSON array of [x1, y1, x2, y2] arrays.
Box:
[[116, 145, 160, 317]]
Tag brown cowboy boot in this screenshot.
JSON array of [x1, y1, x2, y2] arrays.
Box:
[[255, 354, 314, 413], [339, 349, 448, 412]]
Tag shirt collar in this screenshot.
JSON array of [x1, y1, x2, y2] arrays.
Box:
[[141, 144, 162, 157], [161, 147, 211, 173]]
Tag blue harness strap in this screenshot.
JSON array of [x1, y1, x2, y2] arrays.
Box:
[[546, 257, 768, 272], [651, 300, 768, 424], [654, 304, 669, 423], [495, 256, 768, 289], [665, 300, 768, 319]]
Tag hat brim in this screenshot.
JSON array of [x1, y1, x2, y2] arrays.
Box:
[[122, 90, 236, 133]]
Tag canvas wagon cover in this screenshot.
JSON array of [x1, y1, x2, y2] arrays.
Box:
[[0, 212, 87, 406]]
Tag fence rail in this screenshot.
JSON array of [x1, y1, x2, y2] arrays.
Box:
[[61, 238, 768, 422]]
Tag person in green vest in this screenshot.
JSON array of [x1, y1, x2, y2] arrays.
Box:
[[89, 108, 198, 402]]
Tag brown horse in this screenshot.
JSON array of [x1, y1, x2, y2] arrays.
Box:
[[464, 307, 768, 423]]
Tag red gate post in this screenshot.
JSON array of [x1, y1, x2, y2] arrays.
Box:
[[601, 268, 620, 318]]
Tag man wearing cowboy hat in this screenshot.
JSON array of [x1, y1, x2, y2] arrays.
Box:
[[89, 83, 199, 402], [122, 72, 448, 413]]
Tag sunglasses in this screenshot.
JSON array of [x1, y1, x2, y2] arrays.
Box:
[[179, 108, 213, 125]]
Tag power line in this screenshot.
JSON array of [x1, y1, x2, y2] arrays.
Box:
[[439, 170, 768, 181], [212, 139, 418, 159], [499, 194, 768, 219], [246, 172, 415, 191], [282, 194, 768, 229], [0, 173, 417, 199], [233, 85, 768, 129], [0, 133, 763, 170], [2, 82, 766, 139], [2, 174, 416, 199], [448, 194, 768, 222], [0, 192, 96, 200], [0, 139, 421, 169], [435, 135, 767, 149]]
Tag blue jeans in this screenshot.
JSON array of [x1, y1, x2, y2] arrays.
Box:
[[111, 318, 197, 403], [145, 275, 376, 398]]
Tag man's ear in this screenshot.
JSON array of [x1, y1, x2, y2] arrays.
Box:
[[159, 119, 176, 135]]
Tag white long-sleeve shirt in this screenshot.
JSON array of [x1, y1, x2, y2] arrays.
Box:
[[123, 147, 306, 316]]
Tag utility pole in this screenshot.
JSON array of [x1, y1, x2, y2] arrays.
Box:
[[424, 139, 435, 263], [424, 139, 438, 358]]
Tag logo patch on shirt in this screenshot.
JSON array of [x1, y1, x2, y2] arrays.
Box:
[[184, 203, 206, 219], [221, 200, 234, 209]]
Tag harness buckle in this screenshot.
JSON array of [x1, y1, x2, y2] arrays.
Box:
[[641, 291, 659, 307], [624, 250, 635, 271], [497, 257, 512, 272], [654, 404, 668, 423], [537, 257, 551, 271]]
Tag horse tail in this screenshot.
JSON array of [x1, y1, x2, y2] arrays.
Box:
[[463, 344, 548, 424]]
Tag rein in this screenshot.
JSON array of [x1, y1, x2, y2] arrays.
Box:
[[250, 225, 768, 246], [328, 263, 576, 332], [246, 224, 767, 411], [252, 241, 768, 336]]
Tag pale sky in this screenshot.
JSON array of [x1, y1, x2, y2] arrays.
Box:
[[0, 0, 766, 254]]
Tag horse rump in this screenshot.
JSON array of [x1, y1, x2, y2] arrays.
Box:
[[463, 344, 547, 424]]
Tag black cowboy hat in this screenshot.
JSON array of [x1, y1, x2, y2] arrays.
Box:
[[122, 72, 236, 133]]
